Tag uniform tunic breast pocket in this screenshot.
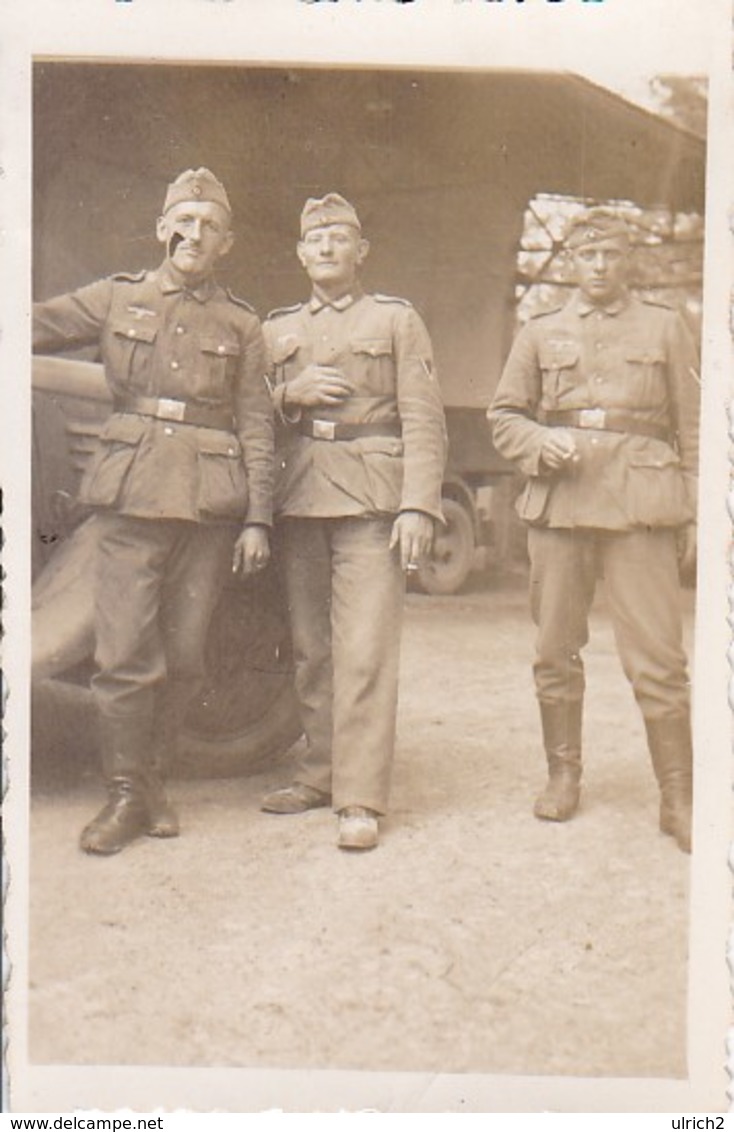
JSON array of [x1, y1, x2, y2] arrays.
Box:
[[270, 334, 303, 388], [109, 320, 158, 394], [538, 341, 581, 408], [196, 335, 241, 401], [349, 337, 395, 394], [622, 348, 667, 409]]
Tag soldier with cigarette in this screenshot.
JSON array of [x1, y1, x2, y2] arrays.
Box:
[[488, 208, 699, 852], [33, 169, 274, 855], [260, 193, 447, 850]]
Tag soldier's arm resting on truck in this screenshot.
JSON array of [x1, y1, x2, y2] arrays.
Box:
[[33, 278, 114, 353]]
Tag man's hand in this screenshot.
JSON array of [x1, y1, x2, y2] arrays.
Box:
[[389, 510, 435, 572], [677, 521, 697, 583], [540, 427, 579, 472], [232, 524, 271, 576], [284, 364, 354, 408]]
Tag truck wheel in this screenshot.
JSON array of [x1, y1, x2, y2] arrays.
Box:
[[32, 562, 303, 782], [163, 562, 303, 779], [415, 497, 476, 596]]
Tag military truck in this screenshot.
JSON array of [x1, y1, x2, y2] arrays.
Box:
[[31, 63, 705, 776]]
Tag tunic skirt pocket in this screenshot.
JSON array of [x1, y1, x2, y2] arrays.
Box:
[[625, 442, 690, 525], [516, 476, 552, 524], [357, 435, 404, 513], [196, 431, 249, 519], [79, 414, 148, 508]]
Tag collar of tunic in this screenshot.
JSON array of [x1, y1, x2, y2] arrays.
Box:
[[308, 286, 364, 314], [156, 263, 217, 304], [573, 289, 630, 319]]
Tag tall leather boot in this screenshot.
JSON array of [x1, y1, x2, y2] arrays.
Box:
[[80, 715, 154, 855], [644, 714, 693, 853], [146, 682, 185, 839], [534, 700, 583, 822]]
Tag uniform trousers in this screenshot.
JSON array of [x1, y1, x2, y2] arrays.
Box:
[[277, 515, 405, 814], [527, 526, 690, 721], [92, 513, 234, 742]]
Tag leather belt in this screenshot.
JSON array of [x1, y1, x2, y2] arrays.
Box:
[[113, 395, 234, 431], [299, 418, 402, 442], [544, 409, 670, 444]]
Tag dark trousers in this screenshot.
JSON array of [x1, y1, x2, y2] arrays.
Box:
[[92, 514, 234, 743], [527, 526, 690, 721], [278, 516, 405, 814]]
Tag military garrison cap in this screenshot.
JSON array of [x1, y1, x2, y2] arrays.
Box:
[[300, 193, 361, 236], [163, 168, 231, 215], [564, 208, 631, 250]]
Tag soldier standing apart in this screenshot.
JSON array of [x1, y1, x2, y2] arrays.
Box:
[[488, 209, 699, 853], [33, 169, 274, 855], [260, 193, 447, 851]]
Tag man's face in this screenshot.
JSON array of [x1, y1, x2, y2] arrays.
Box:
[[156, 201, 233, 279], [297, 224, 369, 292], [571, 236, 630, 306]]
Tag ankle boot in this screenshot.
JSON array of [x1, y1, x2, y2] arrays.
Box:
[[644, 715, 693, 853], [146, 766, 180, 838], [80, 714, 153, 855], [534, 700, 583, 822], [80, 777, 152, 855]]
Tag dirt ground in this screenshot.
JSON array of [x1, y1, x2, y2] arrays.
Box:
[[28, 571, 692, 1087]]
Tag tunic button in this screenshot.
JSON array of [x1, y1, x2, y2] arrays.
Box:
[[171, 360, 180, 370], [163, 426, 174, 436], [217, 345, 226, 355], [127, 329, 137, 339], [176, 326, 185, 335]]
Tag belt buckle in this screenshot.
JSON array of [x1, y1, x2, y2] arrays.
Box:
[[312, 419, 336, 441], [157, 397, 187, 423], [578, 408, 606, 430]]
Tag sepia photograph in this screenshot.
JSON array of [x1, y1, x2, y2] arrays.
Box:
[[2, 0, 732, 1116]]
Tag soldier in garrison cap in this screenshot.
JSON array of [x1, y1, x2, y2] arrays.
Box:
[[260, 192, 448, 851], [488, 206, 699, 852], [33, 168, 274, 856]]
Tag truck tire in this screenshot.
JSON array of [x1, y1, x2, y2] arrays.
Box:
[[32, 558, 303, 782], [173, 564, 303, 778], [415, 497, 476, 596]]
